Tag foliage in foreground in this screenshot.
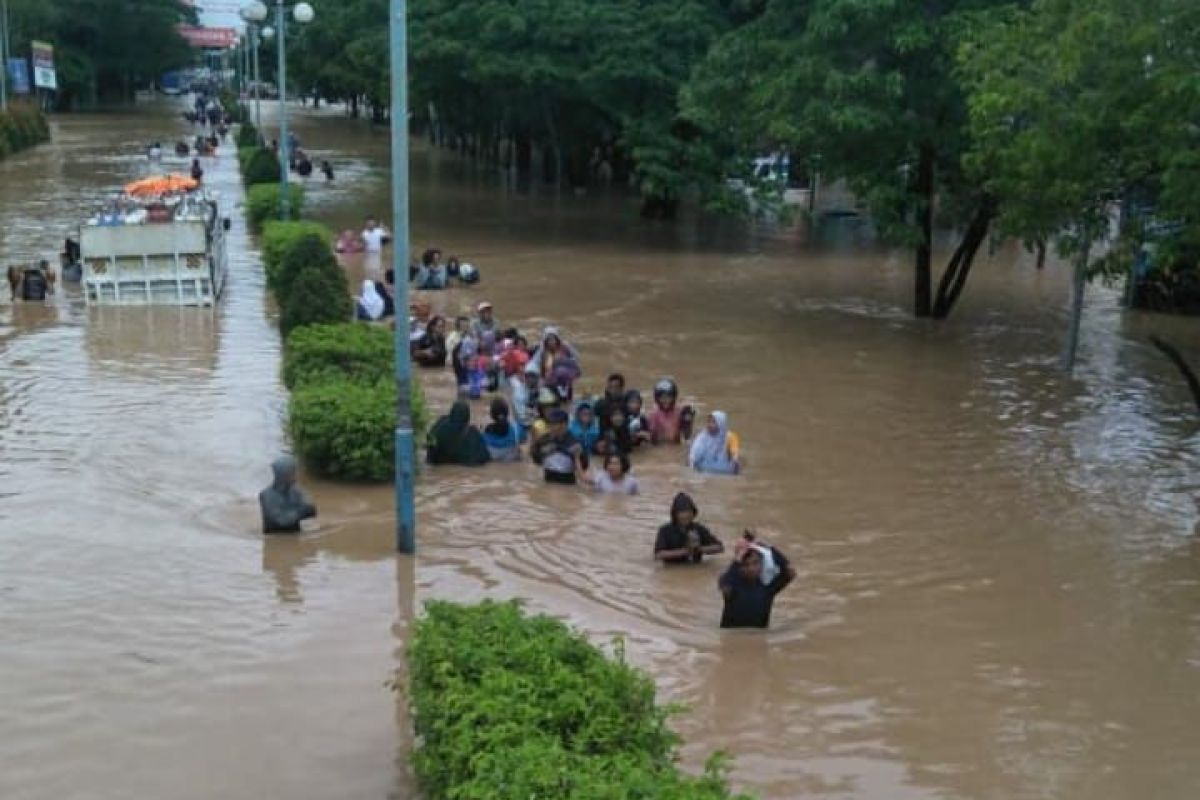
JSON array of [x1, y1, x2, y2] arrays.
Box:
[[407, 600, 753, 800], [246, 183, 305, 230], [289, 376, 426, 481]]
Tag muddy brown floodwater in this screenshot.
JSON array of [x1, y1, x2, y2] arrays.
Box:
[[3, 100, 1200, 800]]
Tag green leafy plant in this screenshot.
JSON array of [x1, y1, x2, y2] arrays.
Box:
[[246, 183, 305, 230], [283, 323, 393, 389], [278, 260, 350, 338], [406, 601, 755, 800], [288, 376, 427, 480], [0, 104, 49, 158], [261, 221, 334, 292], [236, 121, 260, 148], [241, 146, 282, 186]]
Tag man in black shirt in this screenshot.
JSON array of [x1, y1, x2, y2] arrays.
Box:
[[718, 536, 795, 629], [654, 493, 725, 564]]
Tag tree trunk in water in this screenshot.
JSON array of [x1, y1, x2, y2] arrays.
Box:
[[931, 198, 996, 319], [350, 95, 359, 118], [1149, 336, 1200, 415], [913, 145, 935, 318], [515, 134, 532, 180], [1036, 239, 1047, 269], [1062, 242, 1091, 373]]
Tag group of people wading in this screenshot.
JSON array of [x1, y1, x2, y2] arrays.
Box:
[[263, 249, 793, 629], [414, 300, 793, 628]]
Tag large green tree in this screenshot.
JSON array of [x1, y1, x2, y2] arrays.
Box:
[[7, 0, 194, 109], [686, 0, 1017, 318], [292, 0, 733, 216], [961, 0, 1200, 279]]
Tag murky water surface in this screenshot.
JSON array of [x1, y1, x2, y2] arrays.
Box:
[[3, 101, 1200, 800]]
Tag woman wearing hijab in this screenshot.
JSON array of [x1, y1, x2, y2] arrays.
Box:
[[526, 326, 580, 382], [356, 279, 386, 321], [568, 400, 601, 454], [688, 411, 741, 475], [412, 315, 448, 368], [426, 401, 491, 466], [482, 397, 522, 462]]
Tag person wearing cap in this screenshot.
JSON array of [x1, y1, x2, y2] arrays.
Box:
[[534, 407, 586, 485], [472, 301, 500, 341]]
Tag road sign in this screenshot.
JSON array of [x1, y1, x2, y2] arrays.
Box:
[[7, 58, 29, 95], [31, 41, 56, 90]]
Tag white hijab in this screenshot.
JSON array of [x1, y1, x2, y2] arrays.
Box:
[[359, 280, 384, 320], [689, 410, 730, 468]]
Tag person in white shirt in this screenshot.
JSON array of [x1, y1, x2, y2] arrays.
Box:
[[361, 218, 390, 254]]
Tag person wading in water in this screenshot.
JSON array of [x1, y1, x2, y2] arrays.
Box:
[[259, 456, 318, 534], [718, 532, 796, 629], [654, 493, 724, 564]]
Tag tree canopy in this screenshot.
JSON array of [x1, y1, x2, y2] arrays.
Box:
[[7, 0, 195, 109], [960, 0, 1200, 278]]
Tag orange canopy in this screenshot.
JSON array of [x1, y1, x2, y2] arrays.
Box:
[[124, 174, 198, 197]]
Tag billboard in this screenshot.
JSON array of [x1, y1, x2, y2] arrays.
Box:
[[31, 41, 56, 90], [177, 25, 238, 50], [7, 58, 30, 95]]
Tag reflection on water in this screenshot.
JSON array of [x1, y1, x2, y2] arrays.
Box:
[[3, 100, 1200, 800]]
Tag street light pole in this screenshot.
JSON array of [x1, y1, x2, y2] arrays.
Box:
[[390, 0, 415, 553], [276, 0, 291, 220], [1, 0, 10, 110], [251, 26, 262, 131]]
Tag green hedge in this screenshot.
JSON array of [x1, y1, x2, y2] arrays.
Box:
[[246, 183, 305, 230], [276, 235, 350, 336], [0, 104, 50, 160], [283, 323, 393, 389], [241, 146, 281, 186], [408, 601, 753, 800], [236, 122, 259, 148], [288, 377, 427, 481], [262, 220, 333, 293]]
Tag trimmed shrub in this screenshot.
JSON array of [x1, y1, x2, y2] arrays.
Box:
[[288, 377, 428, 481], [236, 122, 259, 148], [283, 323, 392, 389], [275, 231, 344, 310], [408, 601, 752, 800], [278, 261, 351, 338], [242, 146, 281, 186], [262, 221, 333, 292], [0, 104, 49, 159], [246, 183, 305, 230]]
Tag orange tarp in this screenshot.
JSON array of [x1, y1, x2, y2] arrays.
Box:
[[124, 174, 198, 197]]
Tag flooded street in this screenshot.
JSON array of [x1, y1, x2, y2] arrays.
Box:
[[3, 101, 1200, 799]]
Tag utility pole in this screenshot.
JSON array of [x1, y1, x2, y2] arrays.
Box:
[[276, 0, 290, 220], [390, 0, 416, 553], [0, 0, 10, 110]]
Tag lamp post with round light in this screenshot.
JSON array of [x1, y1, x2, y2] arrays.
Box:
[[260, 1, 314, 221], [239, 1, 269, 134]]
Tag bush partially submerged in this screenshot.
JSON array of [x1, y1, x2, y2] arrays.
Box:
[[283, 323, 393, 389], [288, 377, 427, 481], [246, 183, 305, 230], [262, 221, 333, 293], [241, 146, 281, 186], [0, 104, 49, 159], [407, 601, 753, 800]]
